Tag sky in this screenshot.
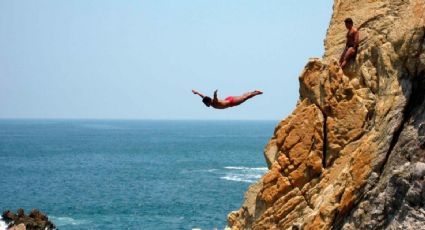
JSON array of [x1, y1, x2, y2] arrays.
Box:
[[0, 1, 333, 120]]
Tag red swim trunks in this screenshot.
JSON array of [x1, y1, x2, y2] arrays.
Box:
[[225, 96, 236, 104]]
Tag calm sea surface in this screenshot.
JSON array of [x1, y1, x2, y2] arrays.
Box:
[[0, 120, 276, 230]]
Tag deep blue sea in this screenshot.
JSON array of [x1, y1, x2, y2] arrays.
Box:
[[0, 120, 276, 230]]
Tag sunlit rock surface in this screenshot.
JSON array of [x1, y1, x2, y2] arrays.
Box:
[[227, 0, 425, 229]]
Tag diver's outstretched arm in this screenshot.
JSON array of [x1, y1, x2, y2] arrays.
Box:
[[192, 89, 205, 98]]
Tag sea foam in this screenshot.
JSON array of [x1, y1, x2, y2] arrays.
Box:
[[220, 166, 268, 183], [224, 166, 268, 171], [50, 216, 89, 226], [0, 220, 7, 230]]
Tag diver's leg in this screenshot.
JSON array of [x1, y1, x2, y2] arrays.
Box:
[[233, 91, 263, 105]]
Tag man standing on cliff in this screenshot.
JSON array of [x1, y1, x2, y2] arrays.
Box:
[[339, 18, 360, 68]]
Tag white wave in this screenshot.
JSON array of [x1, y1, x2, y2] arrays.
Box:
[[220, 166, 268, 183], [197, 168, 219, 173], [50, 216, 90, 226], [193, 166, 268, 183], [220, 175, 257, 183], [224, 166, 268, 171], [0, 220, 7, 230], [181, 168, 218, 174]]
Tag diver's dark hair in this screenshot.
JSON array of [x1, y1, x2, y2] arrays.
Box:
[[344, 18, 353, 24], [202, 97, 212, 107]]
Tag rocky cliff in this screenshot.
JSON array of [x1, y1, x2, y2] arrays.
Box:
[[227, 0, 425, 229]]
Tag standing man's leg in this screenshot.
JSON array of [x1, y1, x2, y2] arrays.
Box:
[[341, 47, 356, 68], [339, 48, 347, 66]]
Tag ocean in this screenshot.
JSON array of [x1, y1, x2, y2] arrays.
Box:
[[0, 120, 276, 230]]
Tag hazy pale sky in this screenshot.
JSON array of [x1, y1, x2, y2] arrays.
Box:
[[0, 1, 333, 120]]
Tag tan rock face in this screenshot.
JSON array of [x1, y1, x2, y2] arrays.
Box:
[[9, 223, 26, 230], [227, 0, 425, 229]]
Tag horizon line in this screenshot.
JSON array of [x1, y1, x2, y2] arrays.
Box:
[[0, 117, 280, 121]]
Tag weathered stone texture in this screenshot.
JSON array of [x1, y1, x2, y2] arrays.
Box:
[[1, 209, 56, 230], [227, 0, 425, 229]]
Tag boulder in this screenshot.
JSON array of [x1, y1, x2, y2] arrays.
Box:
[[1, 209, 56, 230]]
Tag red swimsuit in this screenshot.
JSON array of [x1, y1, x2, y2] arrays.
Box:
[[225, 96, 236, 104]]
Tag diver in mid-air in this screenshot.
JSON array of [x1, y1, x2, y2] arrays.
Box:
[[192, 89, 262, 109]]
